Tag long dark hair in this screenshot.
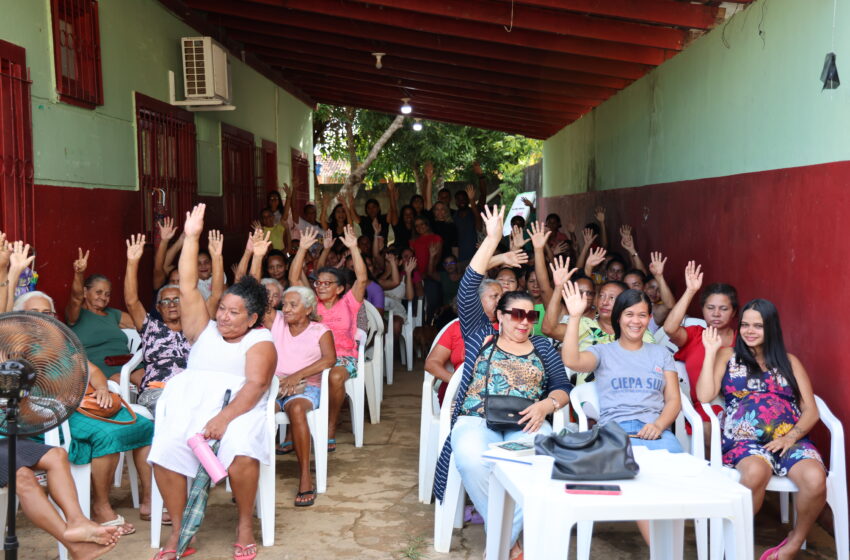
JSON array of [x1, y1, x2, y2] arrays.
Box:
[[611, 289, 652, 339], [733, 299, 801, 401]]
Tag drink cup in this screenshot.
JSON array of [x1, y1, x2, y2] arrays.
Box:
[[187, 433, 228, 484]]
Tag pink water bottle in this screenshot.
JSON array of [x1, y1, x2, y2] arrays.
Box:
[[187, 433, 228, 484]]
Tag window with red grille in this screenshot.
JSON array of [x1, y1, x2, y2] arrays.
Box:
[[222, 124, 256, 229], [291, 149, 311, 221], [135, 93, 196, 240], [51, 0, 103, 108], [0, 40, 34, 243]]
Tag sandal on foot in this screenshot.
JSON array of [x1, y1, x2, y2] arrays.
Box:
[[233, 543, 258, 560], [151, 550, 176, 560], [294, 488, 316, 507], [101, 514, 135, 535], [759, 538, 788, 560], [327, 438, 336, 452], [275, 441, 294, 455]]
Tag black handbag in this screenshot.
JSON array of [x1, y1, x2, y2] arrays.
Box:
[[533, 422, 640, 481], [481, 336, 536, 432]]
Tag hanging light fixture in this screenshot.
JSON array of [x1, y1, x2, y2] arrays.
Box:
[[400, 97, 412, 114], [412, 118, 423, 131]]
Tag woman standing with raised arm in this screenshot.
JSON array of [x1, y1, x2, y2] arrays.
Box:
[[289, 225, 367, 452], [433, 205, 571, 560], [697, 302, 826, 560], [148, 204, 276, 560]]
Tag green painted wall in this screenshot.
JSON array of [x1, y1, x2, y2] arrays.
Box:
[[0, 0, 313, 194], [543, 0, 850, 196]]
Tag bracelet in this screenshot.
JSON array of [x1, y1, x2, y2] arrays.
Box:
[[550, 397, 560, 412], [0, 280, 7, 288]]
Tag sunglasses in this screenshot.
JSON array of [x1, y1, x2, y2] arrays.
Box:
[[158, 297, 181, 306], [313, 280, 337, 288], [504, 308, 540, 323]]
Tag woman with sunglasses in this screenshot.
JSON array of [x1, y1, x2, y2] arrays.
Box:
[[289, 224, 367, 452], [433, 205, 571, 560]]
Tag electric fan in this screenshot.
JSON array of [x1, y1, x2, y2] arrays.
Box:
[[0, 312, 89, 560]]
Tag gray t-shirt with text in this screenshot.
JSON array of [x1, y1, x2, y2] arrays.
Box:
[[587, 341, 675, 426]]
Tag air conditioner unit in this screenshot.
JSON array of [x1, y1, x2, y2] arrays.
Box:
[[181, 37, 231, 102]]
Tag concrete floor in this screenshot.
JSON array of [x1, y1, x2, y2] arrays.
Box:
[[18, 357, 839, 559]]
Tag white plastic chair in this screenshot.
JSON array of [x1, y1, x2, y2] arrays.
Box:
[[384, 309, 395, 385], [703, 394, 848, 560], [113, 328, 145, 495], [432, 371, 465, 553], [108, 379, 148, 508], [362, 301, 385, 424], [42, 420, 92, 560], [276, 369, 330, 494], [342, 330, 367, 448], [150, 376, 279, 548], [419, 319, 459, 504], [399, 298, 424, 371], [569, 381, 707, 560], [683, 317, 708, 328]]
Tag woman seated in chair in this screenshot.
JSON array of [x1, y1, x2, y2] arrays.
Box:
[[148, 205, 276, 560], [433, 206, 571, 560], [288, 225, 367, 453], [14, 291, 154, 536], [698, 299, 826, 560], [263, 285, 336, 507]]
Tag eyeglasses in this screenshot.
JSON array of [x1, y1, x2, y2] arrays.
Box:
[[34, 310, 56, 317], [504, 308, 540, 323], [313, 280, 337, 288], [158, 297, 181, 306], [444, 260, 457, 265]]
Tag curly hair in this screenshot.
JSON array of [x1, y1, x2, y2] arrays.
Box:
[[224, 276, 268, 327]]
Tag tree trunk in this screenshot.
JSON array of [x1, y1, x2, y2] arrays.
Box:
[[340, 114, 405, 197]]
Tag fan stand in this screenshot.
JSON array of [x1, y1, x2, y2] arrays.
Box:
[[4, 400, 19, 560]]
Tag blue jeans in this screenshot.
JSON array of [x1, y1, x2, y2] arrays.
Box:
[[450, 415, 553, 544], [617, 420, 683, 453]]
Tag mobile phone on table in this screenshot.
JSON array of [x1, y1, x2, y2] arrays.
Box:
[[487, 440, 535, 456], [565, 483, 621, 495]]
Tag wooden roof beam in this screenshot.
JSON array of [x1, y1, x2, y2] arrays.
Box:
[[513, 0, 723, 30]]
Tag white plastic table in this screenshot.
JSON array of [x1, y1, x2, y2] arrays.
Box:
[[485, 448, 753, 560]]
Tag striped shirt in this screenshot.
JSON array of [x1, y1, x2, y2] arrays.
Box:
[[433, 268, 573, 502]]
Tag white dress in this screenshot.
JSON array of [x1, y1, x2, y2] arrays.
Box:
[[148, 321, 275, 477]]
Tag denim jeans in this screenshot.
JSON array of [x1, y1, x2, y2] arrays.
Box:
[[450, 415, 553, 545], [617, 419, 683, 453]]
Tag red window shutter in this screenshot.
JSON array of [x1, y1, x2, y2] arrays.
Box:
[[291, 149, 310, 221], [222, 124, 256, 230], [0, 40, 34, 243], [51, 0, 103, 108]]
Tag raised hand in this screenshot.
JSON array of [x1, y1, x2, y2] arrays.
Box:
[[521, 196, 534, 208], [509, 225, 525, 251], [9, 241, 34, 271], [0, 232, 9, 269], [528, 221, 551, 250], [158, 217, 177, 241], [549, 255, 578, 286], [282, 182, 292, 199], [502, 249, 529, 268], [620, 225, 636, 253], [581, 227, 597, 248], [125, 234, 146, 262], [251, 229, 271, 257], [322, 229, 334, 250], [586, 247, 607, 269], [387, 180, 398, 201], [373, 218, 382, 236], [701, 326, 723, 353], [649, 251, 667, 277], [300, 226, 320, 250], [562, 282, 588, 317], [684, 260, 704, 293], [184, 204, 206, 238], [428, 242, 441, 260], [565, 221, 576, 234], [385, 253, 398, 268], [73, 247, 90, 273], [481, 205, 505, 240], [424, 161, 434, 180], [465, 184, 476, 204], [404, 256, 418, 275], [251, 220, 262, 232], [594, 206, 606, 223], [340, 224, 358, 249], [553, 240, 571, 256], [208, 230, 223, 257]]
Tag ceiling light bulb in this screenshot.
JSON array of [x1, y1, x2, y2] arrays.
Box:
[[412, 119, 423, 131], [400, 98, 412, 115], [372, 52, 385, 69]]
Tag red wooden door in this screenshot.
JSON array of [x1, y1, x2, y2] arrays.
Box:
[[290, 148, 310, 221]]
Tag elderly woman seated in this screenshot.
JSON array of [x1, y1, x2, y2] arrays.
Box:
[[148, 205, 276, 560], [262, 285, 335, 507]]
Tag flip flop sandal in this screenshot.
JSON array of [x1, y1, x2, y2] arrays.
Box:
[[101, 514, 135, 535], [151, 548, 197, 560], [327, 438, 337, 452], [141, 510, 173, 525], [233, 543, 258, 560], [275, 441, 294, 455], [759, 538, 788, 560], [294, 488, 316, 507]]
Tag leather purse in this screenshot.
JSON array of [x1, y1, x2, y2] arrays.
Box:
[[481, 336, 535, 432], [77, 384, 137, 425], [533, 422, 640, 481]]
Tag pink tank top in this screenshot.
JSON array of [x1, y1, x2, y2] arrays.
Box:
[[270, 312, 330, 387]]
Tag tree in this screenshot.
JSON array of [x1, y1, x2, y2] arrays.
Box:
[[313, 105, 542, 207]]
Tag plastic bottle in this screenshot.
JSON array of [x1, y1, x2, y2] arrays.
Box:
[[187, 433, 228, 484]]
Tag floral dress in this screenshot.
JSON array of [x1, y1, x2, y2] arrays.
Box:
[[721, 354, 823, 475], [460, 342, 546, 418]]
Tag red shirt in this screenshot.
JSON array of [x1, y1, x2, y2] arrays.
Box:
[[674, 325, 734, 421], [410, 233, 442, 276]]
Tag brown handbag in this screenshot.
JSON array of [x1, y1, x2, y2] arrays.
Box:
[[76, 384, 137, 425]]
